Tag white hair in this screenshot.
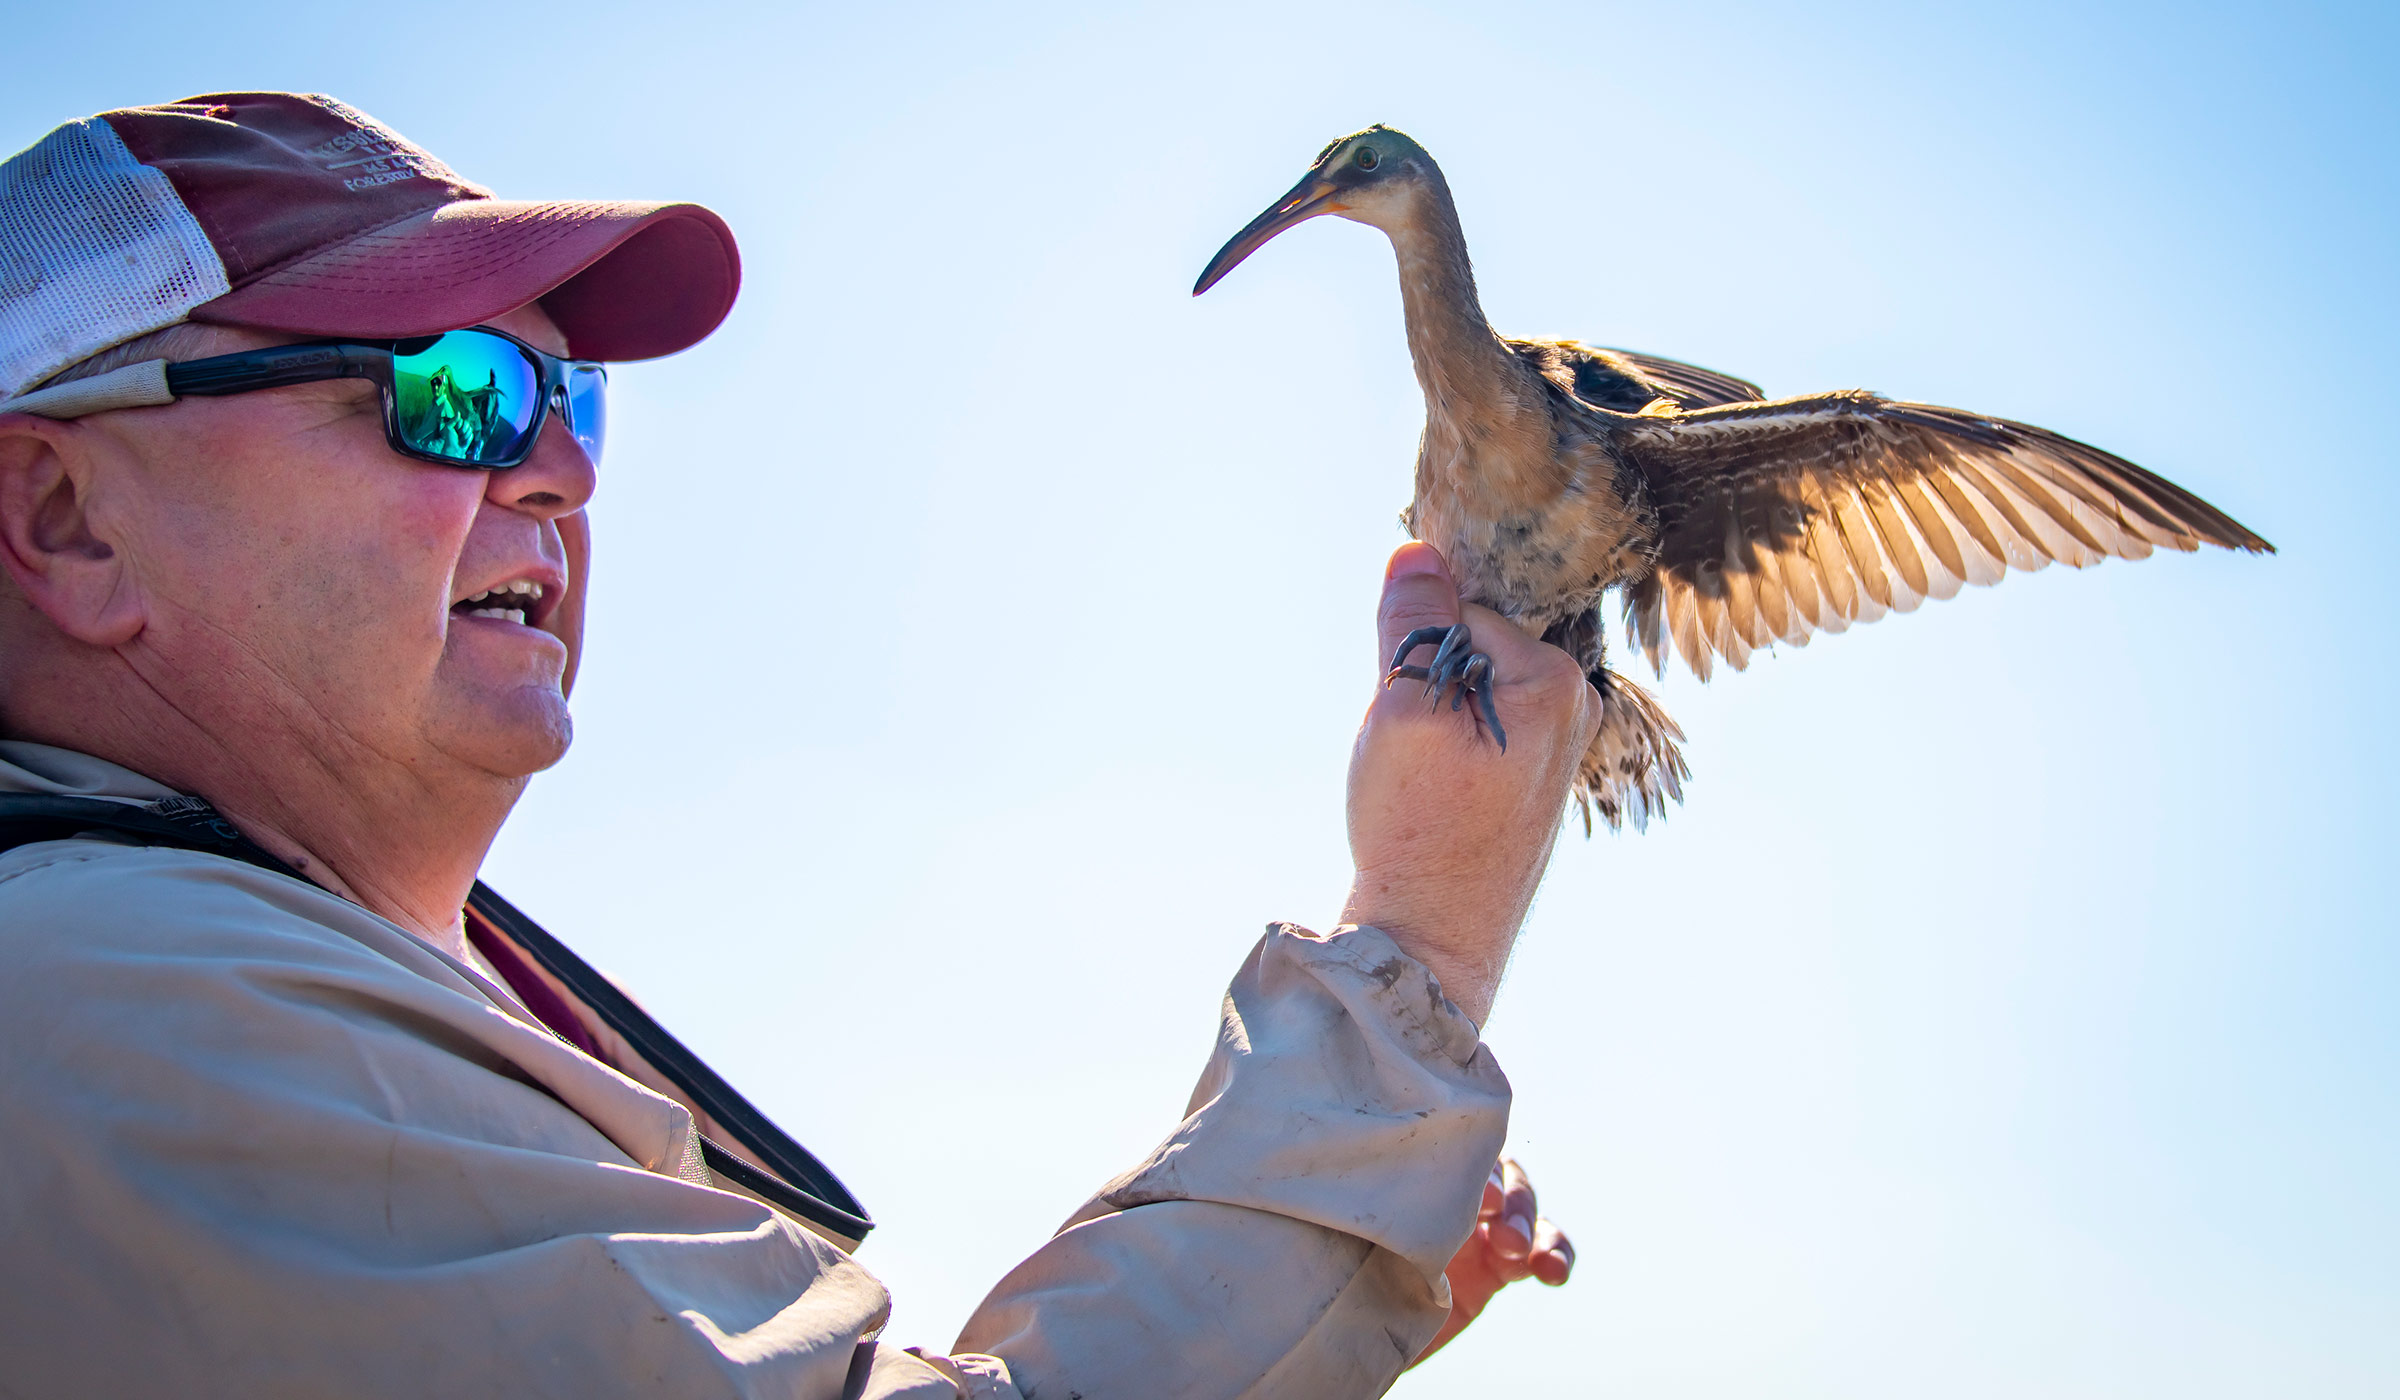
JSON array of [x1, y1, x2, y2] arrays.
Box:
[[31, 322, 243, 391]]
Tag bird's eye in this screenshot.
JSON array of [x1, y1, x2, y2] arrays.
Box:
[[1354, 146, 1379, 171]]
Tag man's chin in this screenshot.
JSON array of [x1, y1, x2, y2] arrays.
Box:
[[431, 693, 575, 781]]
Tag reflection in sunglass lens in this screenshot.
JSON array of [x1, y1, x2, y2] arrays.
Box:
[[392, 332, 542, 465], [566, 363, 607, 465]]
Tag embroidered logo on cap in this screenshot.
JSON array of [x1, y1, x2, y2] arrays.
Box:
[[304, 127, 455, 193]]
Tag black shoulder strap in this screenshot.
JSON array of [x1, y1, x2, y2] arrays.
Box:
[[464, 882, 872, 1242], [0, 792, 311, 878], [0, 792, 873, 1244]]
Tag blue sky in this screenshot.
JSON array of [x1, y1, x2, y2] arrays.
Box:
[[9, 1, 2393, 1391]]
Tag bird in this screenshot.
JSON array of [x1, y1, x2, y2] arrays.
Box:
[[1193, 125, 2272, 833]]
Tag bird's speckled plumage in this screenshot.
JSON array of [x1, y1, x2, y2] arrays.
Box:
[[1196, 126, 2272, 831]]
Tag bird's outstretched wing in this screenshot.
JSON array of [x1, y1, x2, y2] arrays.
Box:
[[1616, 392, 2273, 680], [1509, 339, 1767, 413]]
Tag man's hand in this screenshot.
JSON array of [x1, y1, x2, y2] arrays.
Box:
[[1340, 542, 1598, 1025], [1412, 1158, 1575, 1366]]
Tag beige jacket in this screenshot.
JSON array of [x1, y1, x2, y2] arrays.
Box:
[[0, 742, 1511, 1399]]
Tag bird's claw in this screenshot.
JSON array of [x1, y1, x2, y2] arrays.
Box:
[[1384, 624, 1508, 751]]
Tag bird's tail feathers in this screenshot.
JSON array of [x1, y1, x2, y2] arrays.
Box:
[[1573, 669, 1689, 834]]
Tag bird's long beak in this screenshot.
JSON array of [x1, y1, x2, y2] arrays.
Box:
[[1192, 174, 1344, 296]]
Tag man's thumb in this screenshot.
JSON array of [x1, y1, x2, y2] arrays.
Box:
[[1378, 542, 1462, 672]]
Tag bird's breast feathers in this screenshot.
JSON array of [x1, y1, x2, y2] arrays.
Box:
[[1411, 455, 1650, 629]]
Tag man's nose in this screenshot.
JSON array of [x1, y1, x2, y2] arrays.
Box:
[[485, 413, 596, 519]]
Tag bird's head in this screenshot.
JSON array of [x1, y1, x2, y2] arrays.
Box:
[[1192, 125, 1435, 296]]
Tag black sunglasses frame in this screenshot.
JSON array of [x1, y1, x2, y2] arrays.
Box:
[[161, 326, 605, 471]]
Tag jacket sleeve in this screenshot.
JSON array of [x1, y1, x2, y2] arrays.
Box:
[[2, 843, 1502, 1400], [0, 843, 964, 1400], [945, 922, 1513, 1400]]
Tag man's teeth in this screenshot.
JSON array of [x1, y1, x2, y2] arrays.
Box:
[[455, 579, 543, 625]]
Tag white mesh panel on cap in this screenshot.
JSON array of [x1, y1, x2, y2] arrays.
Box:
[[0, 117, 230, 399]]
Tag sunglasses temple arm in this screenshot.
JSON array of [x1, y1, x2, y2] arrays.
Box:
[[166, 344, 386, 399]]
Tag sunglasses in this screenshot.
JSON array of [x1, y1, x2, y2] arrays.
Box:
[[162, 326, 606, 470]]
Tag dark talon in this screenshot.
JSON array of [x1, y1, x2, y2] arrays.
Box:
[[1422, 626, 1469, 700], [1385, 626, 1454, 687], [1461, 654, 1508, 751], [1382, 622, 1507, 750], [1451, 652, 1484, 713]]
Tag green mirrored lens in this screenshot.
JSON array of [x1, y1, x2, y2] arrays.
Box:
[[392, 332, 541, 465], [567, 364, 607, 465]]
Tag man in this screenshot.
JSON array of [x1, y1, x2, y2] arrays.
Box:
[[0, 93, 1589, 1397]]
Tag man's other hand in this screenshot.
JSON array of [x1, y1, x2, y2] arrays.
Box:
[[1412, 1157, 1576, 1366], [1340, 542, 1598, 1026]]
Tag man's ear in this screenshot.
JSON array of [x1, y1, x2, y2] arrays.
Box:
[[0, 414, 145, 646]]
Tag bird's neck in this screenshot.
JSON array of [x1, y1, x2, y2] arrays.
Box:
[[1386, 177, 1510, 397], [1381, 175, 1555, 494]]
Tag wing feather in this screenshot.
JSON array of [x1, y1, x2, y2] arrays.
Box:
[[1923, 468, 2011, 583], [1795, 474, 1861, 630], [1721, 516, 1765, 661], [1972, 456, 2102, 566], [1626, 573, 1668, 674], [1696, 555, 1750, 672], [1830, 485, 1897, 614], [1594, 347, 1767, 409], [1667, 569, 1708, 682], [1749, 510, 1801, 645], [1946, 461, 2057, 572], [1892, 474, 1969, 598], [1618, 391, 2271, 679], [1980, 455, 2117, 562], [1860, 475, 1934, 606], [1518, 340, 1768, 414], [1771, 506, 1825, 638]]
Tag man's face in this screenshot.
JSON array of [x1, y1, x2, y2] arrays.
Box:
[[88, 303, 595, 788]]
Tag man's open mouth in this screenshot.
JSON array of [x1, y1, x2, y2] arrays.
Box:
[[452, 580, 545, 626]]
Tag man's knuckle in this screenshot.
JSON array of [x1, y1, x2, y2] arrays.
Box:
[[1379, 611, 1450, 645], [1511, 656, 1585, 706], [1379, 599, 1456, 637]]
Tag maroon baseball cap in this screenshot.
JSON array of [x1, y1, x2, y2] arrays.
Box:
[[29, 92, 738, 371]]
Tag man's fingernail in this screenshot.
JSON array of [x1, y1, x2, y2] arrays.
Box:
[[1387, 543, 1448, 581], [1505, 1213, 1534, 1248]]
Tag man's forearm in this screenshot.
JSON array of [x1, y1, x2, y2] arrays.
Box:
[[1339, 545, 1598, 1027], [952, 923, 1510, 1399]]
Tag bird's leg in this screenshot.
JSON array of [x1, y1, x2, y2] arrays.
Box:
[[1385, 624, 1509, 752]]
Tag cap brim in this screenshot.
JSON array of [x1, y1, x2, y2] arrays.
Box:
[[189, 199, 740, 361]]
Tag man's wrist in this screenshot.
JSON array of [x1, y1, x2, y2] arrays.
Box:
[[1338, 895, 1510, 1026]]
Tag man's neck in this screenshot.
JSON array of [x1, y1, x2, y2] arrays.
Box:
[[207, 781, 512, 961], [14, 663, 515, 960]]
